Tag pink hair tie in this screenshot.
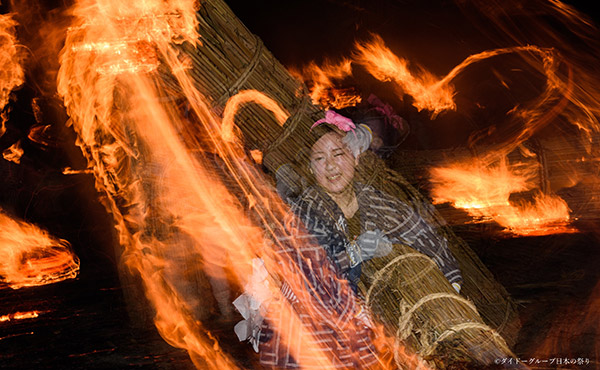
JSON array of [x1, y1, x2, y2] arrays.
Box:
[[311, 110, 356, 132]]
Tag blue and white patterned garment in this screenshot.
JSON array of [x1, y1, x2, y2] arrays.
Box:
[[288, 182, 463, 289]]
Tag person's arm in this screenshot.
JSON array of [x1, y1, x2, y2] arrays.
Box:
[[388, 199, 463, 290]]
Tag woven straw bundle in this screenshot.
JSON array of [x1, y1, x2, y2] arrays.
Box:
[[362, 244, 514, 368], [183, 0, 522, 366]]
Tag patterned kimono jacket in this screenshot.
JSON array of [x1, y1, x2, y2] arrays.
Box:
[[257, 205, 380, 369], [206, 151, 379, 369], [288, 183, 463, 288]]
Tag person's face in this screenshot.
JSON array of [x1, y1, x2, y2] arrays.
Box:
[[310, 132, 357, 195]]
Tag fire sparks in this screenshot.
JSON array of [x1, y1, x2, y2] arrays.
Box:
[[2, 140, 24, 163], [221, 89, 289, 142], [0, 14, 25, 110], [74, 40, 160, 75], [0, 211, 80, 290], [354, 35, 455, 116], [290, 58, 361, 110], [64, 0, 198, 76], [430, 158, 573, 235], [56, 1, 405, 368], [0, 311, 42, 323]]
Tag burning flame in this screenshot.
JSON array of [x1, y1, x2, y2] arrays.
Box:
[[0, 14, 25, 111], [293, 35, 560, 123], [2, 140, 24, 163], [1, 111, 7, 138], [430, 158, 573, 235], [0, 211, 80, 289], [0, 310, 42, 323], [290, 58, 362, 110], [344, 35, 587, 236], [354, 35, 455, 116], [57, 1, 408, 369], [221, 89, 289, 142], [58, 2, 241, 367]]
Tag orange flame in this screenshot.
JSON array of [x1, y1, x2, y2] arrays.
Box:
[[0, 310, 42, 323], [350, 35, 587, 236], [221, 89, 289, 142], [354, 34, 455, 116], [57, 1, 409, 368], [2, 140, 24, 164], [290, 58, 362, 110], [1, 111, 7, 138], [0, 211, 80, 289], [0, 14, 25, 111], [430, 158, 573, 235], [57, 2, 241, 367]]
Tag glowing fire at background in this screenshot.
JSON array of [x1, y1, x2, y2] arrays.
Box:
[[1, 0, 600, 369]]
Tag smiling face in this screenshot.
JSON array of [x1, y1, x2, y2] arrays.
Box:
[[310, 131, 357, 195]]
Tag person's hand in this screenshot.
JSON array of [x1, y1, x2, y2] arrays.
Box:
[[343, 124, 372, 158], [275, 163, 302, 202], [357, 229, 393, 260]]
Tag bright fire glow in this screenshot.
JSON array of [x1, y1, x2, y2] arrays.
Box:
[[57, 1, 408, 369], [0, 211, 80, 289], [290, 58, 361, 110], [355, 35, 455, 116], [430, 159, 573, 235], [221, 89, 289, 142], [0, 14, 25, 110], [350, 35, 583, 235], [2, 140, 23, 164], [0, 310, 42, 323]]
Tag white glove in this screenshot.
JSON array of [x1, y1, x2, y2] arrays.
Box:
[[343, 124, 372, 158], [356, 229, 393, 260], [233, 258, 273, 352]]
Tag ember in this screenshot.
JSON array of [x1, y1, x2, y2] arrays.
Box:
[[429, 158, 574, 235], [0, 310, 41, 323], [0, 211, 80, 290], [57, 0, 402, 368], [0, 13, 24, 110]]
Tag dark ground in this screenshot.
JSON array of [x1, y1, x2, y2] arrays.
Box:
[[2, 206, 599, 369]]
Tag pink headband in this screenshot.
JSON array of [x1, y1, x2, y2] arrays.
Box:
[[311, 110, 356, 132]]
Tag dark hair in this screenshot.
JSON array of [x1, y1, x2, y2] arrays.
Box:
[[305, 123, 340, 150], [289, 123, 345, 184]]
